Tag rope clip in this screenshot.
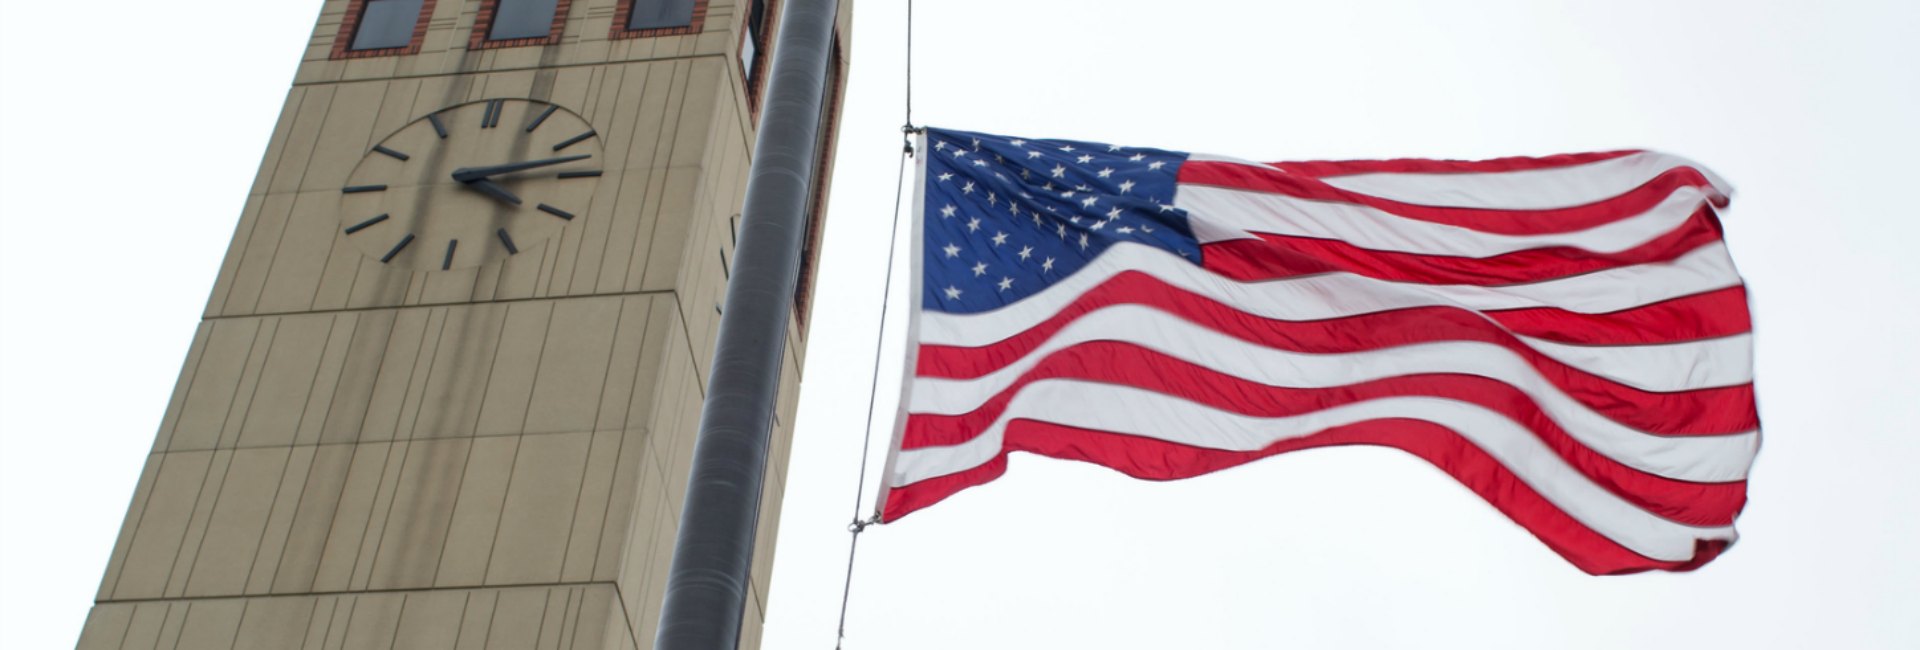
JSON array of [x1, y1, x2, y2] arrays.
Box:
[[901, 124, 923, 156]]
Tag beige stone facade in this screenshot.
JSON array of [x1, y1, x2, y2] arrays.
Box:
[[75, 1, 849, 648]]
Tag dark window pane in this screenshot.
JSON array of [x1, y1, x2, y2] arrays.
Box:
[[628, 0, 695, 30], [741, 0, 767, 83], [489, 0, 560, 41], [351, 0, 424, 51], [746, 0, 767, 41]]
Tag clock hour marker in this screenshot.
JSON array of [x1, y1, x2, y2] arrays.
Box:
[[380, 234, 416, 263], [552, 130, 596, 152], [524, 104, 559, 133], [343, 213, 389, 234], [482, 99, 505, 129], [537, 203, 574, 220], [344, 101, 598, 271], [372, 145, 410, 161]]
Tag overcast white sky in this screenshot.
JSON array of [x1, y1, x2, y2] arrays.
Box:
[[4, 1, 1918, 648]]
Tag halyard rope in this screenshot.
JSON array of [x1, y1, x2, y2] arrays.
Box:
[[834, 2, 914, 647]]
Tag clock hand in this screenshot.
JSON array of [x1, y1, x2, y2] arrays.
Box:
[[462, 178, 523, 206], [450, 154, 592, 183]]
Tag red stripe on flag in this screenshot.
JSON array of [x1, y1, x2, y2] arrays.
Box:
[[1485, 286, 1752, 345], [1199, 208, 1725, 285], [883, 419, 1731, 575], [1262, 150, 1643, 177]]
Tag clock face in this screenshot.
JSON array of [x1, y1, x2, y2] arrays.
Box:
[[339, 99, 604, 271]]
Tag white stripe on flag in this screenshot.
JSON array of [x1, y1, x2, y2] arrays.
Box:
[[1518, 332, 1753, 392]]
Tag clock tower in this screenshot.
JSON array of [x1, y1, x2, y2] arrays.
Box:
[[74, 1, 848, 648]]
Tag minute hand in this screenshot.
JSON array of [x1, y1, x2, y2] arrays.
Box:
[[451, 154, 591, 183]]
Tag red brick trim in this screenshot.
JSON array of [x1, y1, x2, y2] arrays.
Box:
[[469, 0, 572, 50], [330, 0, 439, 60], [609, 0, 710, 40]]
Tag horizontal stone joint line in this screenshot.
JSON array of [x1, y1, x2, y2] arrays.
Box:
[[201, 288, 678, 322], [92, 579, 624, 605]]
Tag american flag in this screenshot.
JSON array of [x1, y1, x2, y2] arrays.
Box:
[[876, 127, 1757, 575]]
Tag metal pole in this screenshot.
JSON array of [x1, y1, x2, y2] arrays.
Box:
[[653, 0, 838, 648]]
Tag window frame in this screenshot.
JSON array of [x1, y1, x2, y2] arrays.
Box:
[[609, 0, 709, 40], [468, 0, 573, 50], [331, 0, 439, 60], [792, 33, 844, 332], [738, 0, 778, 117]]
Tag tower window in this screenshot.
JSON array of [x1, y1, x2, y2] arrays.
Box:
[[610, 0, 708, 39], [353, 0, 424, 49], [470, 0, 571, 49], [631, 0, 694, 30], [333, 0, 437, 59], [741, 0, 773, 112], [794, 34, 844, 332], [489, 0, 558, 40]]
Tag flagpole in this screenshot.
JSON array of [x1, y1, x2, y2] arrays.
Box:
[[653, 0, 838, 648]]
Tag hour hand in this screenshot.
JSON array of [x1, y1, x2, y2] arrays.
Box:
[[450, 154, 592, 183], [463, 178, 523, 206]]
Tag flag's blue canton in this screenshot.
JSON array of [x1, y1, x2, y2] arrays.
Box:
[[922, 128, 1199, 314]]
